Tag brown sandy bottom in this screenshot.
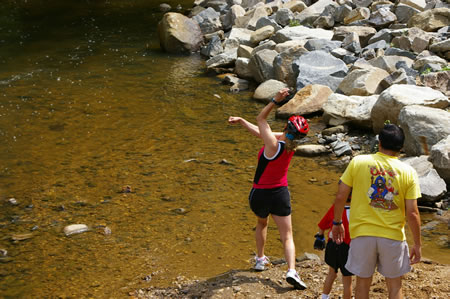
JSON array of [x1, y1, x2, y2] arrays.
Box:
[[132, 258, 449, 298]]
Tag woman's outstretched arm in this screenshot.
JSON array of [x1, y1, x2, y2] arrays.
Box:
[[256, 88, 290, 157], [228, 116, 261, 138]]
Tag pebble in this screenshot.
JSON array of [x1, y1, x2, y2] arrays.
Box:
[[8, 198, 18, 205], [11, 233, 33, 242], [64, 224, 89, 236]]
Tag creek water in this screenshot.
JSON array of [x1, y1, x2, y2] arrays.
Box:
[[0, 1, 448, 298]]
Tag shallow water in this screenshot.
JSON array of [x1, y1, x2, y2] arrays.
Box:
[[0, 1, 448, 298]]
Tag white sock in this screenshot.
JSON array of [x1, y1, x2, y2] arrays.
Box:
[[287, 269, 296, 274], [321, 294, 330, 299]]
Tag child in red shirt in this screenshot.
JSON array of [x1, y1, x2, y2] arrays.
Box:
[[314, 188, 353, 299]]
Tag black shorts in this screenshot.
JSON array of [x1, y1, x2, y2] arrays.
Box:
[[324, 241, 353, 276], [248, 186, 291, 218]]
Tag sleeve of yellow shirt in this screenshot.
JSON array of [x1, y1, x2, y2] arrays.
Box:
[[340, 157, 355, 187], [405, 168, 421, 200]]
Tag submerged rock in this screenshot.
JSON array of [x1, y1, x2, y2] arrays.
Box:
[[64, 224, 89, 236]]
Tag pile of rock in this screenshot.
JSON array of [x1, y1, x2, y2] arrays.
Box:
[[158, 0, 449, 206]]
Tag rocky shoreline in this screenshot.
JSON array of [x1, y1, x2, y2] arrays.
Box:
[[148, 0, 450, 297], [132, 253, 450, 298], [157, 0, 449, 208]]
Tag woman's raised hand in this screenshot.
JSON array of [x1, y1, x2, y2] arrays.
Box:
[[273, 88, 290, 102]]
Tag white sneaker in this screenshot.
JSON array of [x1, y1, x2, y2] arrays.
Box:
[[286, 269, 307, 290], [253, 256, 270, 271]]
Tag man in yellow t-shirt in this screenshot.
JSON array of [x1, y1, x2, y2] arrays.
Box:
[[331, 124, 421, 299]]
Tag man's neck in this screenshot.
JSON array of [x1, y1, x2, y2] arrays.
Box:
[[379, 145, 399, 157]]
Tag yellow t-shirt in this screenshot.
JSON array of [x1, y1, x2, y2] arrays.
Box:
[[340, 152, 421, 241]]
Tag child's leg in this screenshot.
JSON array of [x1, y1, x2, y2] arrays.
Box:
[[323, 266, 337, 295], [342, 275, 353, 299]]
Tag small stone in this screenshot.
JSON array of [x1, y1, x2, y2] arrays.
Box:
[[8, 198, 18, 205], [64, 224, 89, 236], [11, 233, 33, 242]]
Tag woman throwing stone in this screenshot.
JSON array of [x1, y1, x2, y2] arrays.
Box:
[[228, 88, 308, 290]]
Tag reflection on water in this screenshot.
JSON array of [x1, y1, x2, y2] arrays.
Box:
[[0, 1, 448, 298]]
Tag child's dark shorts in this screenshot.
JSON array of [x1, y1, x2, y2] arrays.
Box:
[[325, 241, 353, 276], [248, 186, 291, 218]]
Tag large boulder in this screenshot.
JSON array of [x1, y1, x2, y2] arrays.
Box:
[[398, 105, 450, 156], [407, 8, 450, 32], [368, 56, 414, 74], [273, 45, 308, 88], [401, 156, 447, 203], [293, 50, 348, 91], [419, 71, 450, 97], [271, 26, 334, 43], [430, 135, 450, 183], [322, 94, 378, 128], [338, 67, 389, 96], [192, 7, 222, 34], [276, 84, 333, 118], [158, 13, 203, 53], [332, 26, 377, 47], [249, 49, 279, 83], [371, 85, 449, 133]]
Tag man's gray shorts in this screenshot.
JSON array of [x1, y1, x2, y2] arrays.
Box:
[[345, 236, 411, 278]]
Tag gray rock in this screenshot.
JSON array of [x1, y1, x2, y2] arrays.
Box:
[[430, 135, 450, 183], [429, 37, 450, 50], [276, 8, 294, 27], [338, 67, 389, 96], [255, 16, 283, 32], [235, 57, 253, 79], [304, 39, 342, 52], [251, 40, 277, 56], [369, 55, 414, 73], [380, 68, 416, 89], [364, 40, 388, 51], [294, 144, 330, 156], [273, 45, 309, 88], [413, 55, 448, 70], [395, 4, 421, 24], [401, 156, 447, 202], [342, 32, 361, 53], [371, 85, 449, 133], [227, 27, 253, 46], [293, 50, 348, 91], [419, 70, 450, 96], [323, 94, 379, 128], [206, 50, 237, 69], [192, 7, 222, 34], [249, 49, 278, 83], [368, 7, 397, 28], [158, 13, 203, 54], [384, 47, 417, 60], [332, 26, 377, 47], [253, 79, 288, 103], [160, 3, 171, 12], [201, 35, 223, 57], [271, 26, 334, 43], [398, 105, 450, 156], [334, 4, 352, 24], [368, 28, 394, 45], [332, 140, 353, 156]]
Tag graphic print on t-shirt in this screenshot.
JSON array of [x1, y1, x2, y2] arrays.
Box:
[[367, 166, 399, 211]]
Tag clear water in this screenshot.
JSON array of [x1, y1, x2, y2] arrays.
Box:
[[0, 1, 447, 297]]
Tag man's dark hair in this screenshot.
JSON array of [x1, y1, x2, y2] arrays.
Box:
[[379, 124, 405, 151]]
